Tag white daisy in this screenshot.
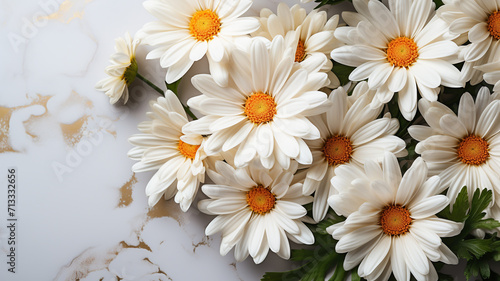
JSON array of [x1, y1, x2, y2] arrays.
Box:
[[303, 82, 407, 222], [476, 51, 500, 92], [96, 32, 139, 104], [438, 0, 500, 85], [328, 153, 462, 281], [183, 36, 330, 170], [408, 87, 500, 216], [140, 0, 260, 86], [198, 160, 314, 264], [128, 90, 215, 211], [331, 0, 463, 120], [252, 3, 341, 88]]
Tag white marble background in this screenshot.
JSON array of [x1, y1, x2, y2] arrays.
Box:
[[0, 0, 352, 280]]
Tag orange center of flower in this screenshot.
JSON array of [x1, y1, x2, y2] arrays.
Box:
[[295, 40, 307, 62], [457, 135, 490, 166], [386, 37, 419, 68], [244, 92, 277, 124], [322, 135, 353, 166], [189, 9, 221, 41], [380, 205, 412, 236], [488, 11, 500, 40], [246, 185, 276, 215], [178, 139, 200, 159]]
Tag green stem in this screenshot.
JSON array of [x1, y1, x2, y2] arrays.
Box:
[[136, 73, 164, 96], [166, 78, 198, 121], [137, 73, 198, 120], [181, 103, 198, 120]]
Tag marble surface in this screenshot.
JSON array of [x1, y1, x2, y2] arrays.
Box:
[[0, 0, 352, 280]]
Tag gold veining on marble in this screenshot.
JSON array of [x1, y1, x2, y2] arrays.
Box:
[[0, 94, 51, 153], [117, 173, 137, 208], [146, 200, 184, 226], [54, 246, 119, 281], [229, 262, 245, 281], [42, 0, 93, 24], [60, 115, 90, 146], [58, 90, 95, 147], [0, 107, 16, 153], [192, 236, 211, 253]]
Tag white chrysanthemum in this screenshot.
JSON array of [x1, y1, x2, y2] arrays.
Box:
[[128, 90, 215, 211], [140, 0, 260, 86], [408, 87, 500, 218], [183, 36, 330, 170], [303, 82, 407, 222], [96, 32, 139, 104], [252, 3, 341, 88], [198, 160, 314, 264], [438, 0, 500, 85], [331, 0, 463, 120], [327, 153, 462, 281]]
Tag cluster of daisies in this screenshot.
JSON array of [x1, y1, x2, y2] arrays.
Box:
[[96, 0, 500, 280]]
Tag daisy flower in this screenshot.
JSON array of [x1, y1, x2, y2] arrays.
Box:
[[438, 0, 500, 85], [331, 0, 463, 120], [140, 0, 260, 86], [96, 32, 139, 104], [476, 51, 500, 92], [303, 83, 407, 222], [408, 87, 500, 216], [252, 3, 341, 88], [128, 90, 215, 211], [183, 36, 330, 170], [198, 160, 314, 264], [328, 153, 462, 281]]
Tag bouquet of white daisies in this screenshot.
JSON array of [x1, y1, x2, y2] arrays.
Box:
[[96, 0, 500, 280]]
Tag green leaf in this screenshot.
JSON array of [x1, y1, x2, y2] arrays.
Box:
[[479, 260, 490, 279], [439, 186, 468, 222], [464, 258, 493, 280], [433, 0, 444, 8], [332, 61, 355, 86], [328, 263, 345, 281], [472, 218, 500, 230], [468, 189, 493, 225], [457, 238, 495, 260], [313, 0, 351, 9], [438, 187, 500, 280], [290, 249, 316, 262], [262, 215, 350, 281], [465, 260, 480, 280], [350, 270, 361, 281], [262, 270, 302, 281]]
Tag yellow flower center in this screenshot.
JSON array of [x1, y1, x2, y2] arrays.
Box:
[[457, 135, 490, 166], [295, 40, 306, 62], [386, 37, 419, 68], [244, 92, 277, 124], [380, 204, 412, 236], [189, 9, 221, 41], [246, 185, 276, 215], [322, 135, 353, 166], [178, 139, 200, 160], [488, 11, 500, 40]]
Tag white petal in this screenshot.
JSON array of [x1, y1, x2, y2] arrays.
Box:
[[190, 41, 208, 61]]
